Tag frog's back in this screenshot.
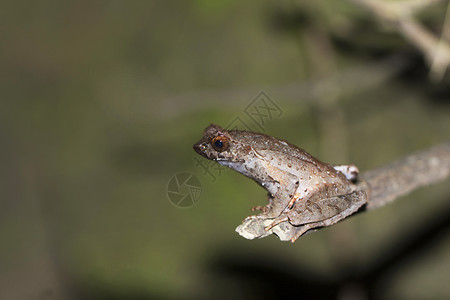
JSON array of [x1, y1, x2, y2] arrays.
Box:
[[228, 130, 321, 166]]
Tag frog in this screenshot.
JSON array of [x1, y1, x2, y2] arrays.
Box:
[[193, 124, 366, 241]]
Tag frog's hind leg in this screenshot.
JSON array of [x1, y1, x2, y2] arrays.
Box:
[[289, 212, 348, 243], [264, 215, 289, 231], [289, 187, 368, 242]]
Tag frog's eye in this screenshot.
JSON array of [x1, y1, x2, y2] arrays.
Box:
[[211, 136, 230, 152]]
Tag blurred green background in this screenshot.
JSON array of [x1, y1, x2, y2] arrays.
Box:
[[1, 1, 450, 299]]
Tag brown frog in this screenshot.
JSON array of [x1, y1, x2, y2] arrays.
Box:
[[193, 124, 365, 241]]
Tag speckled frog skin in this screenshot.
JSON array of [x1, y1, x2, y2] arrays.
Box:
[[193, 124, 362, 234]]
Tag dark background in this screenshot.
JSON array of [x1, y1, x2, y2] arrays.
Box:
[[1, 1, 450, 299]]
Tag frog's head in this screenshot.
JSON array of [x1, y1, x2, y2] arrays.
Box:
[[193, 124, 241, 162]]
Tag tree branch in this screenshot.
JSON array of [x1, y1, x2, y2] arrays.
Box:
[[363, 141, 450, 210], [236, 141, 450, 242]]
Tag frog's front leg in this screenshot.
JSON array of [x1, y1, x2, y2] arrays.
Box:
[[263, 171, 299, 218], [245, 171, 299, 221]]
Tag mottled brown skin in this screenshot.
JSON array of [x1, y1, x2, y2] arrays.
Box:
[[193, 124, 363, 237]]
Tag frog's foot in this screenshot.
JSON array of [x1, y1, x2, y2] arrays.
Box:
[[289, 225, 313, 243], [264, 215, 289, 231], [251, 205, 269, 213]]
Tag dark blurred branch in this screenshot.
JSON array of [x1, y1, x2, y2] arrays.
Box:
[[236, 141, 450, 241], [155, 55, 407, 119]]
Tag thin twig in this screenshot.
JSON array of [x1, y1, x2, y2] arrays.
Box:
[[430, 0, 450, 81], [351, 0, 450, 81]]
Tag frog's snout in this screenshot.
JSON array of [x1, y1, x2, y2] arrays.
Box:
[[193, 143, 207, 156]]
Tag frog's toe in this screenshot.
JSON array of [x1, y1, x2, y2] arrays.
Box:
[[264, 216, 289, 231], [251, 205, 269, 213]]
